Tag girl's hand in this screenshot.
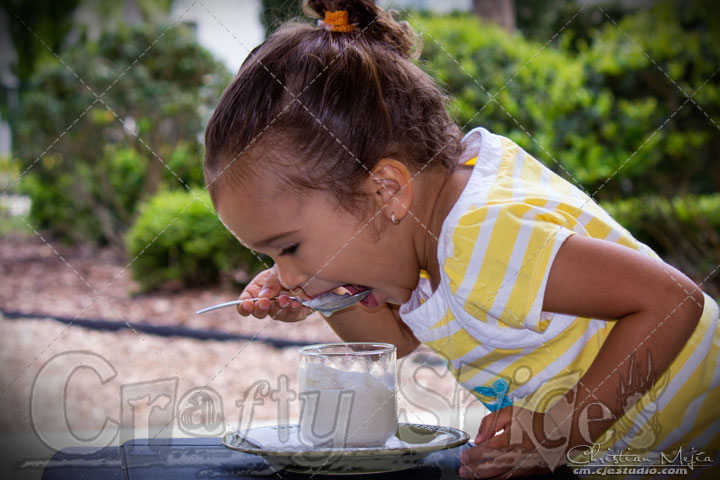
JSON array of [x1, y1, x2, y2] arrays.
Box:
[[459, 406, 568, 479], [236, 266, 312, 322]]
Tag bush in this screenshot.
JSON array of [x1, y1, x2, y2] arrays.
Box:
[[602, 194, 720, 297], [12, 24, 230, 246], [411, 13, 599, 189], [410, 1, 720, 200], [515, 0, 633, 52], [126, 190, 268, 291], [573, 0, 720, 198]]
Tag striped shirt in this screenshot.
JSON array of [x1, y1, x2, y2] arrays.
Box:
[[399, 127, 720, 463]]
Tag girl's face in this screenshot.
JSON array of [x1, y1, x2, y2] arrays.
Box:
[[215, 172, 422, 309]]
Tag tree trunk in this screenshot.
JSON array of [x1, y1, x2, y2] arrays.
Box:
[[473, 0, 516, 32], [73, 176, 124, 248], [140, 153, 163, 206]]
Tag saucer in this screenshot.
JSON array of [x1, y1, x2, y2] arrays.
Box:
[[221, 423, 469, 475]]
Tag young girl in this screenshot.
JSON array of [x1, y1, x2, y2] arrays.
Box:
[[203, 0, 719, 477]]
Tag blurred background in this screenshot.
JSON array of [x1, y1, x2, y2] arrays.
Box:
[[0, 0, 718, 478]]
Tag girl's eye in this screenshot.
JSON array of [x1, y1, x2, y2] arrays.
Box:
[[279, 244, 299, 256]]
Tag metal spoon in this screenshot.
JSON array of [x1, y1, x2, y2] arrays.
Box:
[[196, 289, 371, 317]]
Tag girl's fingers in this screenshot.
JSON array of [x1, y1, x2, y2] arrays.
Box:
[[476, 409, 508, 444], [237, 299, 255, 316], [460, 441, 516, 479], [459, 455, 507, 479], [269, 297, 308, 322], [237, 267, 277, 315], [476, 413, 495, 444], [259, 271, 282, 298], [461, 441, 499, 468], [250, 298, 271, 319], [235, 283, 311, 321], [234, 267, 312, 321], [268, 299, 288, 320]]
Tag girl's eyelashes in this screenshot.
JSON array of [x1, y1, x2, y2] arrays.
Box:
[[279, 244, 299, 256]]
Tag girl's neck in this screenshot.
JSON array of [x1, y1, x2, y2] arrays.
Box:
[[415, 164, 474, 290]]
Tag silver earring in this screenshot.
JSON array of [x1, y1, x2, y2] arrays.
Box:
[[391, 213, 399, 225]]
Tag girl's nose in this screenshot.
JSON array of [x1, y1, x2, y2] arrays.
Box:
[[275, 263, 310, 293]]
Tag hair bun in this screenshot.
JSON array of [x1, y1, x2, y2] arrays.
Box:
[[303, 0, 419, 59]]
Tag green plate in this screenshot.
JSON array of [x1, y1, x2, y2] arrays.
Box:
[[221, 423, 469, 475]]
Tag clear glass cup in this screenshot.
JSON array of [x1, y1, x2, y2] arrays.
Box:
[[298, 342, 397, 448]]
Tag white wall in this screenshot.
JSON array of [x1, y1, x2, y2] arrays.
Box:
[[170, 0, 265, 74], [380, 0, 472, 13], [0, 7, 16, 156]]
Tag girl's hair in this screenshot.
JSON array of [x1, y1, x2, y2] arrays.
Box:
[[204, 0, 462, 213]]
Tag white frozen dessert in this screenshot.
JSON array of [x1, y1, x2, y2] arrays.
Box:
[[299, 363, 397, 447]]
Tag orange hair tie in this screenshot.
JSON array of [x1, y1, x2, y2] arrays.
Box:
[[323, 10, 354, 32]]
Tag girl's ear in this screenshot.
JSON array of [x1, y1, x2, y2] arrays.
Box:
[[366, 159, 414, 225]]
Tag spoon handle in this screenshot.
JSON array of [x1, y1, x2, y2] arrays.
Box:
[[196, 297, 302, 315]]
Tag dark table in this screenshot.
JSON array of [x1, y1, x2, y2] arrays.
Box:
[[41, 437, 578, 479]]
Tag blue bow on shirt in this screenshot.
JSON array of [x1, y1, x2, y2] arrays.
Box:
[[472, 378, 512, 412]]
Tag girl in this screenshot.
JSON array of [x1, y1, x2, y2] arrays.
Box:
[[203, 0, 719, 477]]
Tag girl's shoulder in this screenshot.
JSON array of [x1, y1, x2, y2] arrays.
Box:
[[447, 128, 589, 231], [439, 127, 656, 272]]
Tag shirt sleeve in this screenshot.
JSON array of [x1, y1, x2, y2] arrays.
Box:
[[443, 202, 576, 333]]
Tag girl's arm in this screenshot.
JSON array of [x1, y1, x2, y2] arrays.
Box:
[[541, 234, 704, 449], [324, 303, 421, 358], [464, 234, 705, 478]]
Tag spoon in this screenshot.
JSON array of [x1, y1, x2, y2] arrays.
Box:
[[196, 289, 371, 317]]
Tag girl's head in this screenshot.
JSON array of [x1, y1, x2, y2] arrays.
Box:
[[204, 0, 462, 303]]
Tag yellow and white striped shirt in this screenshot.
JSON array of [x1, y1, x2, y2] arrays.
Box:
[[399, 127, 720, 463]]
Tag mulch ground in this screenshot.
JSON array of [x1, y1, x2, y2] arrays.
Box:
[[0, 233, 338, 343]]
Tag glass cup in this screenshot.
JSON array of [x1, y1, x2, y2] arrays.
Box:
[[298, 342, 397, 448]]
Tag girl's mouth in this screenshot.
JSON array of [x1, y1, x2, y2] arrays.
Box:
[[342, 284, 379, 308]]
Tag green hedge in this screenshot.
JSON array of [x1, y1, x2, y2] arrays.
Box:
[[411, 1, 720, 200], [12, 24, 229, 246], [602, 194, 720, 297], [126, 190, 267, 291]]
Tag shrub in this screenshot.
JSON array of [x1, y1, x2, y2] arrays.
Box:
[[410, 1, 720, 200], [12, 24, 230, 246], [126, 190, 268, 291], [602, 194, 720, 297], [411, 13, 598, 189], [573, 0, 720, 198]]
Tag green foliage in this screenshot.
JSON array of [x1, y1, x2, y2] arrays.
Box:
[[4, 0, 80, 83], [13, 24, 230, 246], [602, 195, 720, 297], [0, 154, 32, 237], [411, 0, 720, 200], [21, 146, 144, 244], [515, 0, 632, 52], [126, 190, 268, 291], [577, 0, 720, 198], [413, 13, 592, 184], [260, 0, 304, 37]]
